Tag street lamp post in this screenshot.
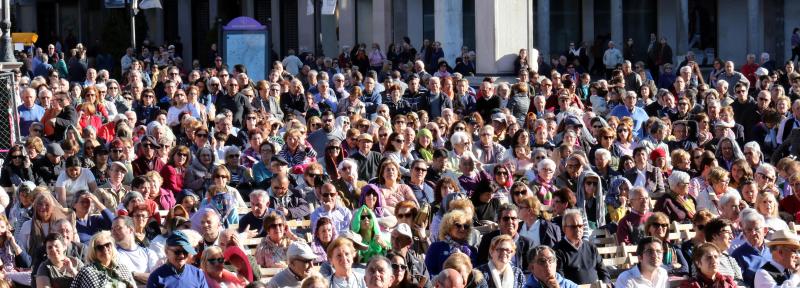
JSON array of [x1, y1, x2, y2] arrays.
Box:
[[0, 0, 16, 63], [127, 0, 139, 48]]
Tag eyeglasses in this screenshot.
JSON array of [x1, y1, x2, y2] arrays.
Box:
[[361, 215, 371, 221], [453, 126, 466, 131], [196, 133, 208, 138], [536, 257, 556, 265], [207, 257, 225, 264], [391, 263, 407, 271], [652, 223, 669, 229], [133, 213, 149, 219], [495, 247, 514, 254], [393, 139, 405, 143], [10, 154, 24, 159], [585, 181, 598, 186], [501, 216, 518, 222], [496, 171, 509, 176], [227, 154, 241, 158], [453, 223, 471, 230], [112, 149, 124, 153], [512, 190, 527, 196], [269, 223, 285, 230], [412, 167, 428, 172], [177, 153, 188, 157], [214, 175, 228, 179], [565, 224, 585, 229], [169, 248, 188, 256], [94, 242, 113, 251], [321, 193, 337, 198]]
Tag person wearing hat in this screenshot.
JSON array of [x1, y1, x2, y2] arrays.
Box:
[[753, 229, 800, 287], [32, 142, 65, 186], [390, 223, 430, 288], [147, 230, 208, 288], [131, 135, 164, 177], [351, 133, 383, 180], [609, 90, 649, 137], [266, 241, 318, 288], [98, 161, 131, 209]]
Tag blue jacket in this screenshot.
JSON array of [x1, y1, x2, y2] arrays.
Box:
[[425, 240, 478, 276], [523, 273, 578, 288], [731, 242, 771, 288], [147, 263, 208, 288]]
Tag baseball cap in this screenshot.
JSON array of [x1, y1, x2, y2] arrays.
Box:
[[166, 230, 197, 255], [286, 241, 317, 261], [393, 223, 413, 242]]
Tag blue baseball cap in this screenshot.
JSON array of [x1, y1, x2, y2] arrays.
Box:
[[166, 230, 197, 255]]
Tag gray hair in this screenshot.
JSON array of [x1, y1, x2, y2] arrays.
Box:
[[716, 80, 729, 88], [562, 208, 583, 226], [114, 215, 135, 231], [249, 190, 269, 202], [756, 163, 776, 177], [207, 76, 220, 85], [740, 208, 765, 229], [719, 192, 741, 208], [668, 170, 691, 189], [450, 131, 471, 145], [537, 158, 556, 171], [338, 158, 358, 180], [679, 66, 692, 74], [743, 141, 762, 155], [333, 73, 345, 80], [366, 255, 393, 275], [224, 146, 241, 158], [594, 148, 611, 161], [629, 186, 648, 199], [527, 245, 556, 263]]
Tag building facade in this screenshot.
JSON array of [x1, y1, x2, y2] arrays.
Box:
[[10, 0, 800, 75]]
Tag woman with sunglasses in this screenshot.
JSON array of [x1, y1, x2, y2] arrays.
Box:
[[71, 231, 136, 288], [255, 212, 292, 268], [352, 205, 389, 263], [134, 88, 160, 126], [644, 212, 689, 276], [201, 246, 247, 288], [426, 210, 478, 275], [319, 139, 345, 181], [387, 251, 414, 288], [160, 145, 192, 197], [0, 145, 34, 187]]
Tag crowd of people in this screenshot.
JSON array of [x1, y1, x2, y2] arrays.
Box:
[[7, 32, 800, 288]]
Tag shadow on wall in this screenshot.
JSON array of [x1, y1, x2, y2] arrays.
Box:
[[496, 53, 520, 74]]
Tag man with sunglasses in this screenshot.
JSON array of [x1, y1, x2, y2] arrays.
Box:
[[308, 111, 345, 155], [476, 203, 532, 270], [266, 242, 317, 288], [147, 230, 208, 288], [310, 183, 352, 233], [131, 136, 164, 177], [553, 209, 609, 285]]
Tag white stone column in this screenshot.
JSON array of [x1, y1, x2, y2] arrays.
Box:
[[177, 0, 193, 71], [677, 0, 689, 55], [747, 0, 763, 55], [536, 0, 550, 59], [475, 0, 533, 74], [297, 0, 315, 53], [406, 0, 423, 48], [372, 0, 392, 49], [338, 0, 356, 50], [610, 0, 623, 47], [434, 0, 462, 66]]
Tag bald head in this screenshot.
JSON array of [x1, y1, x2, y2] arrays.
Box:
[[435, 269, 465, 288]]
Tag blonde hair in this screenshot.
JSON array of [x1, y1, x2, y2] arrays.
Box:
[[200, 245, 224, 270], [439, 210, 471, 240], [86, 231, 116, 264]]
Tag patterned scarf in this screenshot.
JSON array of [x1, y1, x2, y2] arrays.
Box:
[[443, 235, 472, 257], [670, 192, 696, 219]]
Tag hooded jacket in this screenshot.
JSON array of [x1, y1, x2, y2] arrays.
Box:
[[352, 205, 390, 262], [576, 171, 607, 229]]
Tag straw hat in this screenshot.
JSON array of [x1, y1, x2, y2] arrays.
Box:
[[767, 229, 800, 249]]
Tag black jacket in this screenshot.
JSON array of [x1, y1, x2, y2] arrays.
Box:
[[476, 230, 532, 270], [554, 239, 610, 285], [215, 92, 252, 127], [51, 106, 77, 142], [33, 157, 64, 187]]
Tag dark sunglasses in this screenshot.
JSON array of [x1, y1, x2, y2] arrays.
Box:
[[391, 263, 407, 271], [502, 216, 518, 222], [453, 223, 471, 230], [207, 257, 225, 264], [94, 242, 113, 251], [397, 212, 415, 219]]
